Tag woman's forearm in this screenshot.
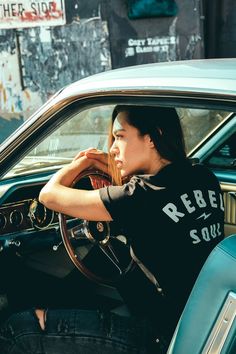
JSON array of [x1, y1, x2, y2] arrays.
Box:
[[38, 154, 110, 220], [39, 156, 90, 207]]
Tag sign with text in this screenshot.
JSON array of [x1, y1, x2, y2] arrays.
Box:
[[0, 0, 66, 29]]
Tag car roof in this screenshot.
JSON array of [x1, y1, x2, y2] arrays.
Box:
[[60, 58, 236, 99]]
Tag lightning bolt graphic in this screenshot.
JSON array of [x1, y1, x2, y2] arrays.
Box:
[[197, 212, 212, 220]]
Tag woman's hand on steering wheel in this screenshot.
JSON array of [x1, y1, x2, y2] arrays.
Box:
[[73, 148, 108, 166], [69, 149, 108, 177]]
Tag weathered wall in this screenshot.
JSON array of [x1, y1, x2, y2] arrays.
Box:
[[105, 0, 204, 68], [204, 0, 236, 59], [0, 0, 111, 142], [18, 21, 111, 103], [0, 0, 204, 143]]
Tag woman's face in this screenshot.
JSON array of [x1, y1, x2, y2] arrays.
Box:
[[110, 111, 154, 177]]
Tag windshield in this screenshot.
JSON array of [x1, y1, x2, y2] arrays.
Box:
[[3, 105, 231, 179]]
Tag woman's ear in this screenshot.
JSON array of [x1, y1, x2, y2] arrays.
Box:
[[145, 134, 155, 148]]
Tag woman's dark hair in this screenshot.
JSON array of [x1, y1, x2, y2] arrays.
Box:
[[110, 105, 186, 163]]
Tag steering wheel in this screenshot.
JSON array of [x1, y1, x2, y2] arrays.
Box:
[[58, 169, 134, 285]]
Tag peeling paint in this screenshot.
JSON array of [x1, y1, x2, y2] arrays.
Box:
[[0, 30, 16, 53], [19, 18, 111, 102], [0, 53, 42, 117], [0, 55, 22, 113], [185, 34, 202, 59], [0, 14, 111, 127], [169, 17, 179, 60]]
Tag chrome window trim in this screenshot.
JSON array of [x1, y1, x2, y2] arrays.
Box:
[[193, 115, 236, 161]]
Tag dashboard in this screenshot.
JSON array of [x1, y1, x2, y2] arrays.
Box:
[[0, 196, 56, 236], [0, 175, 68, 258], [0, 183, 57, 236]]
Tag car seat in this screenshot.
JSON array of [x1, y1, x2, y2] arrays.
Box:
[[167, 234, 236, 354]]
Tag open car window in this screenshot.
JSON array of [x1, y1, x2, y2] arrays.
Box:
[[206, 131, 236, 169], [29, 105, 113, 158], [3, 105, 232, 179], [178, 108, 231, 154]]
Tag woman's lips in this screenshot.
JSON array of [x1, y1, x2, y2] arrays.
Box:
[[115, 160, 122, 168]]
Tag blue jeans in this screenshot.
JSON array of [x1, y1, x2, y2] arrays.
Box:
[[0, 309, 160, 354]]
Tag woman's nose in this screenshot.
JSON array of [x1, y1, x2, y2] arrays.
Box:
[[110, 141, 118, 155]]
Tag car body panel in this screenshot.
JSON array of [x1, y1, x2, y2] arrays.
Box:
[[0, 58, 236, 352]]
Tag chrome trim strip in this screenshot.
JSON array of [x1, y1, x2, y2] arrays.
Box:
[[202, 291, 236, 354], [221, 183, 236, 193]]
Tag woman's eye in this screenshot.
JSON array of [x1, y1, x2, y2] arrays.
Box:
[[115, 134, 123, 139]]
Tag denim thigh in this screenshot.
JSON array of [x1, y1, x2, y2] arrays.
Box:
[[0, 309, 157, 354]]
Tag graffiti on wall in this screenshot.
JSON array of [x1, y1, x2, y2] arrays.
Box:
[[0, 30, 43, 116], [0, 32, 43, 143], [125, 34, 179, 61]]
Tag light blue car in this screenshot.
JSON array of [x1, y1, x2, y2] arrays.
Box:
[[0, 59, 235, 353]]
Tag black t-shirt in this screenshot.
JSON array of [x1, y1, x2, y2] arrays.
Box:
[[99, 160, 225, 338]]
